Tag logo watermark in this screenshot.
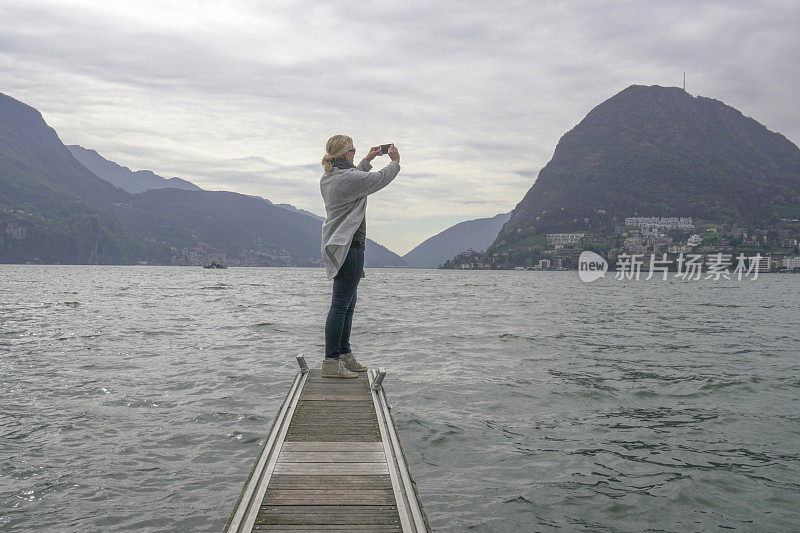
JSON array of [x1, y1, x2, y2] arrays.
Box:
[[578, 252, 766, 282], [578, 251, 608, 282]]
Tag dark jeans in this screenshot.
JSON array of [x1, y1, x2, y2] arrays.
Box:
[[325, 245, 364, 359]]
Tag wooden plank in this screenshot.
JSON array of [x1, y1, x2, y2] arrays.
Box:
[[263, 488, 395, 505], [300, 387, 369, 396], [288, 423, 376, 429], [296, 399, 373, 405], [300, 387, 368, 394], [293, 403, 374, 411], [288, 422, 378, 431], [302, 383, 368, 390], [290, 411, 375, 419], [291, 412, 376, 422], [286, 424, 379, 432], [285, 433, 380, 441], [292, 415, 378, 428], [289, 414, 376, 421], [273, 463, 389, 475], [254, 525, 400, 531], [298, 394, 370, 401], [294, 406, 373, 413], [294, 396, 370, 405], [292, 406, 374, 413], [255, 505, 400, 526], [285, 433, 380, 442], [305, 377, 369, 385], [305, 375, 367, 383], [280, 442, 385, 453], [292, 413, 378, 426], [267, 474, 393, 490], [288, 426, 378, 432], [303, 379, 368, 388], [292, 408, 374, 416], [278, 451, 386, 463], [298, 388, 368, 395], [289, 423, 377, 430], [304, 369, 370, 382]]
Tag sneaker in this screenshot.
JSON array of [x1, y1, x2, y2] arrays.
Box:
[[321, 357, 358, 378], [340, 352, 368, 372]]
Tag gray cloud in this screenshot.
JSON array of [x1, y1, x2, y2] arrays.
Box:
[[1, 0, 798, 254]]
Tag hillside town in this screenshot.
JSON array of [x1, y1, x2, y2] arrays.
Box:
[[166, 242, 322, 267], [442, 216, 800, 272]]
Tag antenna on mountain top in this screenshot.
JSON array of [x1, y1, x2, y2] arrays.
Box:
[[683, 71, 686, 92]]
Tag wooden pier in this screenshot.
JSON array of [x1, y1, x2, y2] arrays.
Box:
[[226, 358, 429, 532]]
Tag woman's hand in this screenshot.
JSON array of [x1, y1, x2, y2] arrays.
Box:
[[365, 146, 381, 162], [388, 144, 400, 163]]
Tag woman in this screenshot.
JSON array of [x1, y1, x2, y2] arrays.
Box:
[[319, 134, 401, 378]]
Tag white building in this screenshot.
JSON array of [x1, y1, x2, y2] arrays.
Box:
[[546, 233, 584, 245], [687, 234, 702, 246], [669, 245, 690, 254], [750, 256, 771, 272], [647, 235, 673, 247], [783, 256, 800, 269], [624, 237, 643, 249], [625, 216, 694, 230]]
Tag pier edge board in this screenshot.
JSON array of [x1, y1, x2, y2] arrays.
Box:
[[369, 368, 431, 532], [224, 372, 304, 532]]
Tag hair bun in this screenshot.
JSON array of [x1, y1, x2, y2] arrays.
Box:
[[322, 134, 353, 173]]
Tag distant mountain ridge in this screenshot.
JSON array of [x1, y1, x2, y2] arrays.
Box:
[[403, 212, 511, 268], [274, 202, 324, 221], [488, 84, 800, 257], [67, 145, 202, 193]]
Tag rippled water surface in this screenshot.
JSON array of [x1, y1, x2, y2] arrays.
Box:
[[1, 265, 799, 531]]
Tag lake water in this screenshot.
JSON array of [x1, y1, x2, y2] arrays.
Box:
[[1, 265, 799, 531]]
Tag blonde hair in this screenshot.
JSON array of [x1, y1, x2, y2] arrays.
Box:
[[321, 134, 354, 173]]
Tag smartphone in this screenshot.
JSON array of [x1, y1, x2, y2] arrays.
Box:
[[380, 144, 392, 155]]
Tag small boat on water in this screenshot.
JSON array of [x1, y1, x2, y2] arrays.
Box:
[[203, 261, 227, 269]]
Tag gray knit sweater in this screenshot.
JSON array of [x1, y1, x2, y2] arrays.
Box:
[[320, 158, 401, 279]]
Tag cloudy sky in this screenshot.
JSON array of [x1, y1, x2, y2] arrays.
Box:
[[1, 0, 798, 254]]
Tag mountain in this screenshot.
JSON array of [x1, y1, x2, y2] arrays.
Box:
[[274, 202, 324, 221], [67, 145, 201, 193], [363, 238, 407, 268], [0, 91, 407, 267], [489, 84, 800, 256], [403, 212, 511, 268], [116, 188, 323, 263], [0, 92, 153, 263]]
